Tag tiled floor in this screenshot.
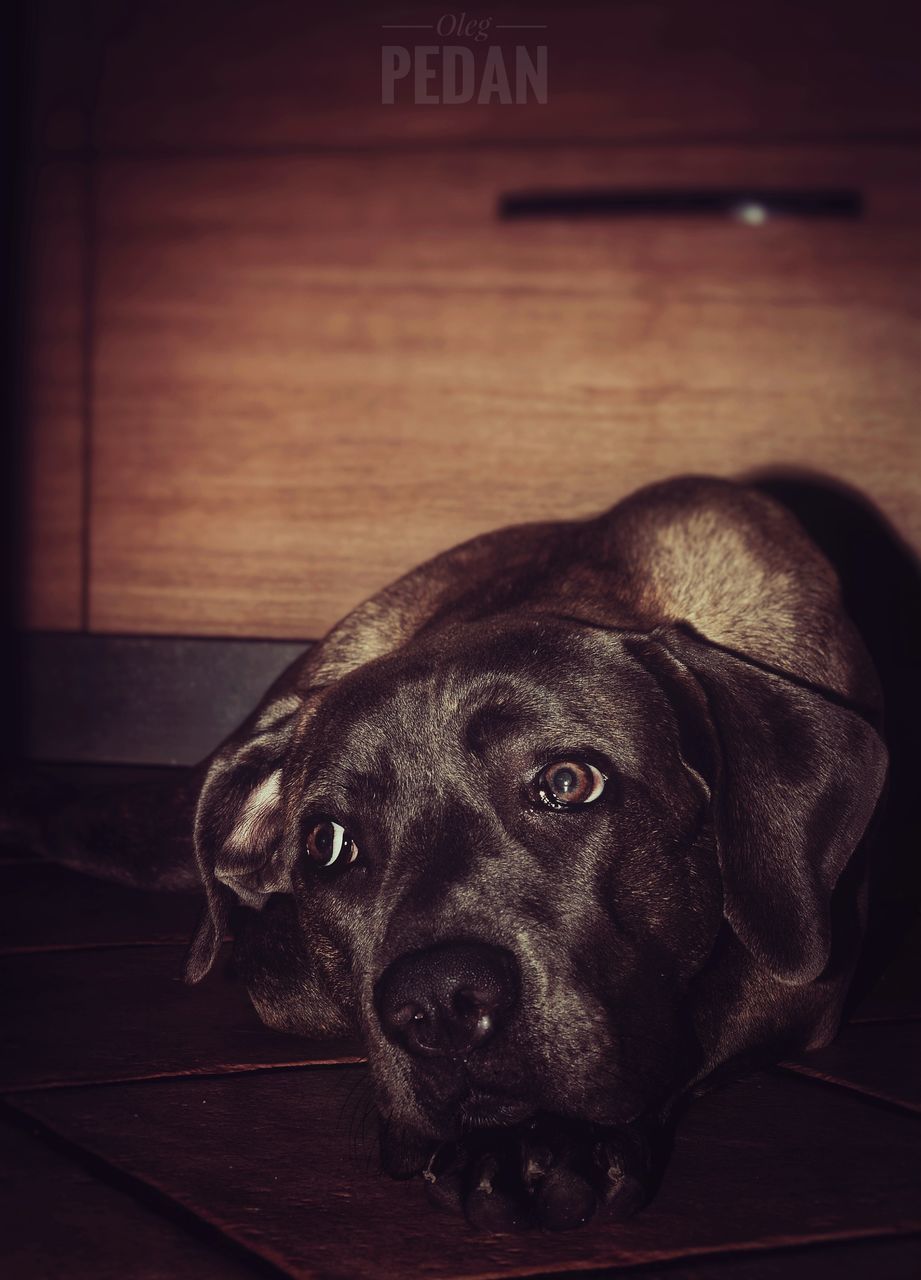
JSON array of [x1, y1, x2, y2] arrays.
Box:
[[1, 841, 919, 1278]]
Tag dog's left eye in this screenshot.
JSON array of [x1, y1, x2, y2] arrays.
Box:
[[304, 819, 359, 869], [536, 760, 606, 809]]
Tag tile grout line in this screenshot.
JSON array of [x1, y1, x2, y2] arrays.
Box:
[[1, 1057, 368, 1097], [772, 1062, 921, 1118], [0, 937, 221, 957]]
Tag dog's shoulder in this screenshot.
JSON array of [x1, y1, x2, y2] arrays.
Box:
[[286, 475, 877, 710], [598, 476, 878, 704]]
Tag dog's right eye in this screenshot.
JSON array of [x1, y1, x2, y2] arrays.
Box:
[[535, 760, 606, 809], [304, 819, 359, 869]]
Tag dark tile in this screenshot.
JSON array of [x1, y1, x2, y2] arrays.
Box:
[[0, 1117, 261, 1279], [582, 1235, 921, 1279], [0, 862, 203, 953], [850, 917, 921, 1024], [0, 945, 362, 1092], [779, 1020, 921, 1113], [10, 1067, 920, 1279]]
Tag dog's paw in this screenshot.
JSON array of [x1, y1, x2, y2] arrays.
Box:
[[420, 1115, 653, 1233], [378, 1118, 439, 1180]]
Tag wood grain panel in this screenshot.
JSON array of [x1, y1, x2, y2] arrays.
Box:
[[11, 1068, 921, 1278], [90, 145, 920, 638], [21, 160, 87, 630], [90, 0, 921, 149]]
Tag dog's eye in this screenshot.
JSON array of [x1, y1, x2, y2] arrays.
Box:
[[304, 819, 359, 869], [536, 760, 606, 809]]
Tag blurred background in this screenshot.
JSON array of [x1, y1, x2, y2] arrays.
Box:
[[5, 0, 920, 761]]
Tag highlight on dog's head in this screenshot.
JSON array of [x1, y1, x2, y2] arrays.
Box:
[[184, 477, 888, 1145]]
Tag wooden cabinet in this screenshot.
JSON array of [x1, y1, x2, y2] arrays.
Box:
[[22, 2, 920, 638]]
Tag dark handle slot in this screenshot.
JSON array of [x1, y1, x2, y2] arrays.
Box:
[[498, 188, 863, 222]]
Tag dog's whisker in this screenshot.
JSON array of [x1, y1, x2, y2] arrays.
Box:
[[336, 1071, 378, 1161]]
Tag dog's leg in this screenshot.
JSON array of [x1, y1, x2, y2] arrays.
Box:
[[377, 1116, 437, 1180]]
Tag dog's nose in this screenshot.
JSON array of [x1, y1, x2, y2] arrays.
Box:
[[375, 941, 518, 1059]]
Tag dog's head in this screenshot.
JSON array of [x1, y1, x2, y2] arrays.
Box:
[[185, 483, 886, 1150]]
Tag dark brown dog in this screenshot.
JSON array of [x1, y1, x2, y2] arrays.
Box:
[[16, 476, 890, 1231]]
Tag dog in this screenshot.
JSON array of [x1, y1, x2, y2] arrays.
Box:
[[11, 476, 889, 1231]]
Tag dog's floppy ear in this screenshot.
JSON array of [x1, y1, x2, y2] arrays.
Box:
[[185, 694, 304, 983], [182, 520, 519, 983], [185, 512, 599, 983], [604, 478, 887, 983], [632, 629, 888, 984]]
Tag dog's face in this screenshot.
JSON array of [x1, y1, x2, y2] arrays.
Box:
[[186, 479, 888, 1227], [249, 620, 721, 1138]]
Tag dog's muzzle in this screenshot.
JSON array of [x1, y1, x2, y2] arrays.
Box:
[[374, 941, 519, 1061]]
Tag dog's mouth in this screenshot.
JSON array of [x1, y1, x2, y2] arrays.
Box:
[[407, 1064, 537, 1136], [456, 1088, 535, 1131], [416, 1068, 651, 1138]]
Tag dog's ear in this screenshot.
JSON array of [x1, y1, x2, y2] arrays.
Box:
[[631, 629, 888, 984], [185, 694, 304, 983], [604, 479, 887, 983], [184, 513, 597, 983]]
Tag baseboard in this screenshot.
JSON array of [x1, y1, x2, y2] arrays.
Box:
[[22, 632, 310, 766]]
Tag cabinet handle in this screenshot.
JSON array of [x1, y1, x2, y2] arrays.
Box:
[[498, 188, 862, 223]]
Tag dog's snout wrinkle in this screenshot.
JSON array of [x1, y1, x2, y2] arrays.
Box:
[[375, 941, 518, 1060]]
